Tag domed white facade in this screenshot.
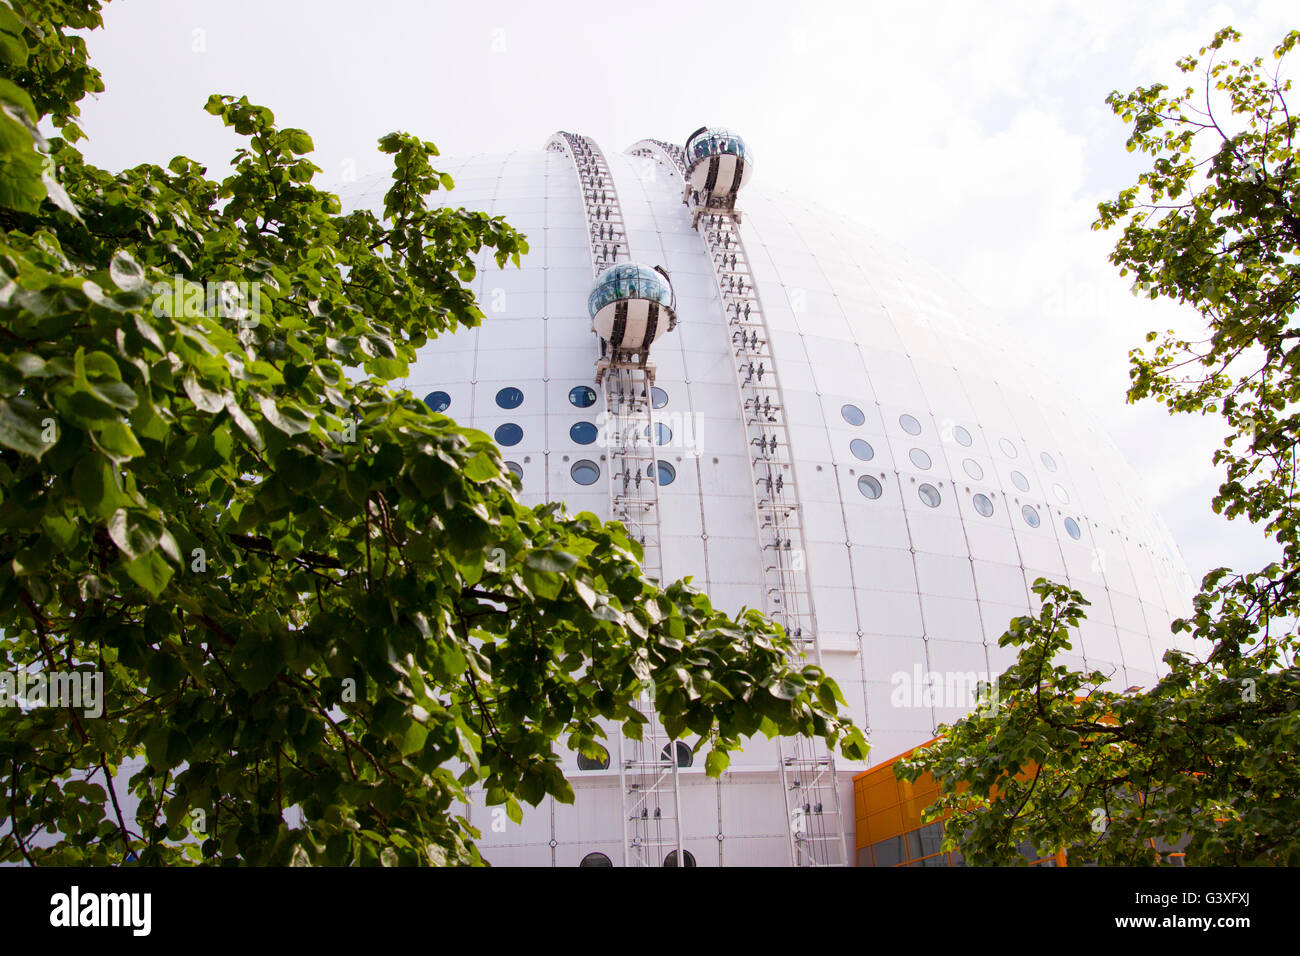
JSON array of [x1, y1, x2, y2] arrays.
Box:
[[344, 133, 1195, 867]]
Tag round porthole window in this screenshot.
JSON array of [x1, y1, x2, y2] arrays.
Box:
[[1022, 504, 1041, 528], [899, 413, 922, 435], [664, 850, 696, 868], [496, 386, 524, 410], [850, 439, 874, 461], [424, 390, 451, 413], [571, 460, 600, 485], [495, 423, 523, 446], [918, 484, 941, 508], [1064, 516, 1082, 540], [963, 459, 983, 481], [645, 422, 672, 445], [505, 461, 523, 479], [1053, 483, 1070, 504], [909, 448, 932, 470], [972, 493, 994, 517], [580, 852, 613, 867], [842, 404, 866, 426], [653, 461, 676, 485], [1040, 451, 1058, 472], [1011, 470, 1030, 492], [569, 385, 597, 408], [952, 425, 973, 447], [577, 745, 610, 771], [858, 475, 883, 499], [570, 421, 598, 445], [999, 438, 1018, 458], [660, 741, 692, 767], [651, 387, 669, 409]]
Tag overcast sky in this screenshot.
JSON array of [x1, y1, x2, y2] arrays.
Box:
[[72, 0, 1296, 586]]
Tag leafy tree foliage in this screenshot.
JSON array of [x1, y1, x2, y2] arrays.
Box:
[[0, 0, 865, 866], [899, 27, 1300, 866]]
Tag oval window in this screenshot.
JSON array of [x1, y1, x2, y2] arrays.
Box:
[[1040, 451, 1058, 472], [972, 493, 994, 517], [918, 483, 941, 508], [569, 385, 597, 408], [495, 423, 523, 446], [858, 475, 883, 499], [899, 413, 922, 435], [505, 460, 523, 479], [998, 438, 1018, 458], [1064, 516, 1082, 540], [577, 745, 610, 771], [570, 421, 598, 445], [850, 439, 874, 461], [909, 448, 931, 470], [963, 459, 983, 481], [953, 425, 972, 447], [1022, 504, 1041, 528], [660, 741, 692, 767], [841, 404, 866, 426], [1011, 470, 1030, 492], [645, 422, 672, 445], [580, 852, 613, 867], [651, 387, 669, 409], [424, 390, 451, 413], [571, 460, 600, 485], [653, 461, 676, 485], [1053, 483, 1070, 504], [496, 386, 524, 410]]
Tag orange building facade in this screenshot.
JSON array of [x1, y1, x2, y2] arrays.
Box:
[[852, 741, 1067, 867]]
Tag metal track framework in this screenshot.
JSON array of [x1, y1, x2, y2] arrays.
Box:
[[546, 132, 685, 868], [630, 139, 847, 867]]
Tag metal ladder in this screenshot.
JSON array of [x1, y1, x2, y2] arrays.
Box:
[[546, 132, 686, 868], [630, 138, 848, 866], [602, 367, 665, 581]]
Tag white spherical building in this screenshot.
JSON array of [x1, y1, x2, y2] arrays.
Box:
[[344, 129, 1195, 867]]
